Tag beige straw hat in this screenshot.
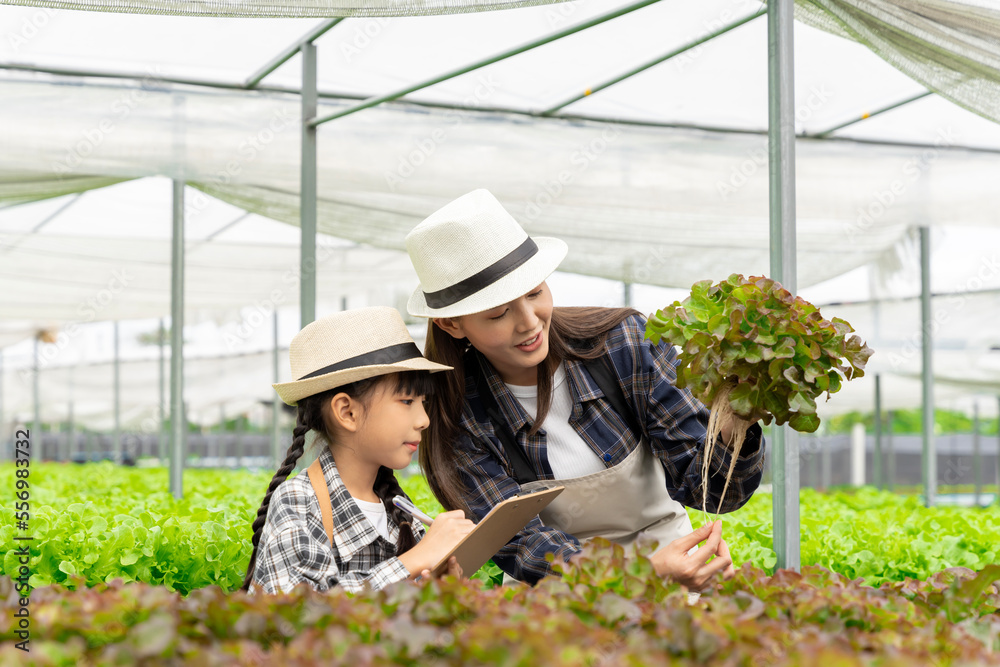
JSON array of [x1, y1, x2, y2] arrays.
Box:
[[273, 306, 452, 406], [405, 189, 568, 319]]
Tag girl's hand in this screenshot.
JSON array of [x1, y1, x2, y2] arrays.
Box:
[[399, 510, 474, 577], [649, 520, 733, 590], [418, 556, 463, 581], [446, 555, 463, 578]]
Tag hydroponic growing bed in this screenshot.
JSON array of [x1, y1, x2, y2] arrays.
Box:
[[2, 463, 998, 666]]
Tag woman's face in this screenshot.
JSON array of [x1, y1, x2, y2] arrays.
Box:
[[434, 282, 553, 386]]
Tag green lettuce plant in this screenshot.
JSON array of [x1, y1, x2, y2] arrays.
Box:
[[9, 466, 999, 597]]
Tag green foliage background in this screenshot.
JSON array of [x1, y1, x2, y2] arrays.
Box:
[[2, 463, 998, 595], [826, 407, 1000, 435]]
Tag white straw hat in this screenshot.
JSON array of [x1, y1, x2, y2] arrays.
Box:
[[405, 189, 568, 319], [273, 307, 452, 406]]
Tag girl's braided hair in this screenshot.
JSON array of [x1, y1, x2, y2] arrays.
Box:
[[241, 370, 435, 592]]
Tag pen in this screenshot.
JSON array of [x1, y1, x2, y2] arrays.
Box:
[[392, 495, 435, 526]]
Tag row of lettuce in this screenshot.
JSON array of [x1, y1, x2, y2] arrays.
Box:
[[1, 463, 998, 594], [2, 542, 999, 666]]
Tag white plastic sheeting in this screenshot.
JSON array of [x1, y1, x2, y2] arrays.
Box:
[[0, 319, 432, 431], [3, 77, 999, 293], [0, 175, 129, 206], [1, 0, 999, 422], [4, 294, 997, 433], [813, 289, 1000, 420], [3, 1, 1000, 144], [1, 349, 290, 432], [797, 0, 1000, 127], [0, 0, 572, 18], [0, 177, 425, 346], [0, 231, 421, 339]]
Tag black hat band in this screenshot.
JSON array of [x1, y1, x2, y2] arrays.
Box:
[[297, 342, 424, 380], [422, 237, 538, 309]]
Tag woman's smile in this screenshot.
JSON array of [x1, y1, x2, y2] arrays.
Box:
[[516, 330, 543, 352]]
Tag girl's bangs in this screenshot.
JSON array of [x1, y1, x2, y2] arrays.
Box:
[[388, 369, 438, 397]]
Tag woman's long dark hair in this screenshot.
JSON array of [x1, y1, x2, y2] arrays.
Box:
[[420, 305, 641, 514], [241, 370, 436, 592]]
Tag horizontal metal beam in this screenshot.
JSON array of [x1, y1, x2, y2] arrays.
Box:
[[540, 8, 765, 115], [0, 62, 248, 90], [2, 63, 998, 156], [309, 0, 661, 126], [809, 90, 933, 137], [817, 285, 1000, 308], [245, 19, 343, 89], [878, 373, 1000, 392], [0, 193, 84, 256], [193, 212, 252, 249]]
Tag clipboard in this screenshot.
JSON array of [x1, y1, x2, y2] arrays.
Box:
[[428, 485, 565, 578]]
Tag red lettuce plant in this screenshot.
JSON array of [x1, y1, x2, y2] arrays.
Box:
[[646, 274, 873, 511], [3, 543, 997, 666]]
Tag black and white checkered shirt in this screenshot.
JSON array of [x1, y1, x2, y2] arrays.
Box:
[[249, 446, 426, 595]]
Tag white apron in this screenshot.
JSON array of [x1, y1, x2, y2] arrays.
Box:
[[505, 435, 698, 598]]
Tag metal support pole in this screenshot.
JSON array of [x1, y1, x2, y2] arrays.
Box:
[[33, 337, 41, 460], [996, 396, 1000, 506], [821, 433, 831, 490], [114, 321, 121, 465], [170, 180, 186, 499], [67, 401, 74, 462], [886, 409, 895, 492], [159, 318, 166, 464], [973, 401, 981, 507], [183, 401, 190, 466], [301, 41, 318, 328], [245, 19, 342, 89], [272, 311, 282, 469], [237, 412, 245, 469], [768, 0, 799, 572], [874, 374, 882, 490], [0, 349, 5, 459], [807, 439, 819, 488], [851, 423, 866, 486], [623, 282, 632, 308], [219, 403, 226, 465], [67, 367, 75, 461], [919, 227, 935, 507]]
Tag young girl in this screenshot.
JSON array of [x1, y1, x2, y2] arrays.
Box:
[[242, 306, 474, 595]]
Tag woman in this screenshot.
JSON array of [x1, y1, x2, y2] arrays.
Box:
[[406, 189, 766, 589]]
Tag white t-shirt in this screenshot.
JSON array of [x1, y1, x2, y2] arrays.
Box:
[[504, 361, 608, 479], [352, 496, 391, 542]]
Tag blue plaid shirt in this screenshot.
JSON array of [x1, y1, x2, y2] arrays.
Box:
[[453, 312, 765, 584]]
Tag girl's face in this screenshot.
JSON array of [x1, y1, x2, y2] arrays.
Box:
[[434, 282, 553, 386], [342, 382, 431, 470]]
